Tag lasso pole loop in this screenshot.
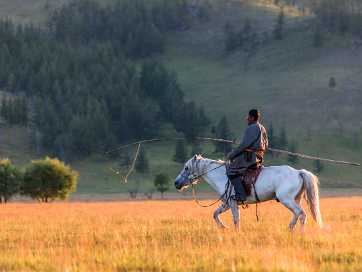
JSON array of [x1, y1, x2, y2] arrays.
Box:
[[123, 143, 141, 183]]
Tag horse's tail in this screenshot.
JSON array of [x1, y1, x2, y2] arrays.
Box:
[[299, 170, 323, 228]]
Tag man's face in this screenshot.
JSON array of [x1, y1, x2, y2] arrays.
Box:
[[246, 115, 255, 125]]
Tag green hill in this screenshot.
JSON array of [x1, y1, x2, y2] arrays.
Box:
[[163, 0, 362, 186], [0, 0, 361, 195]]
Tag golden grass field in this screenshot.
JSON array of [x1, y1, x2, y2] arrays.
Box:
[[0, 197, 361, 272]]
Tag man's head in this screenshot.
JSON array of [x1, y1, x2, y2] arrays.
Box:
[[246, 109, 260, 125]]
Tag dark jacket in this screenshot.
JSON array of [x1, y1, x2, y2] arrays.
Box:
[[226, 122, 268, 175]]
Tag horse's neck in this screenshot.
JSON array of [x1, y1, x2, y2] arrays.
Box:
[[198, 159, 227, 195]]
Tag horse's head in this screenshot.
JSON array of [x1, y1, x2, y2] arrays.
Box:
[[174, 154, 203, 191]]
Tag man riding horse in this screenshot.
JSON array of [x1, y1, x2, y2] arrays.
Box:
[[226, 109, 268, 205]]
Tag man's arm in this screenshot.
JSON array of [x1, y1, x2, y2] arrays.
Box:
[[262, 126, 268, 151], [227, 126, 258, 160]]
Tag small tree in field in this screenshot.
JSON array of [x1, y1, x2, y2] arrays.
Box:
[[0, 159, 22, 203], [154, 173, 169, 199], [22, 157, 78, 202]]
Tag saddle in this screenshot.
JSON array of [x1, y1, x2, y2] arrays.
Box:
[[239, 166, 263, 196]]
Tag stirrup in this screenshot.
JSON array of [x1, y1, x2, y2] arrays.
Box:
[[232, 196, 248, 208]]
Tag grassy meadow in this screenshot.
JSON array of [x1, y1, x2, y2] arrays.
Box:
[[0, 197, 361, 271]]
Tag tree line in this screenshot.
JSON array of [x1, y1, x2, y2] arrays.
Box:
[[0, 0, 212, 161], [315, 0, 362, 35]]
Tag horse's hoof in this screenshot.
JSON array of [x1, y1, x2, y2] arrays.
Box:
[[218, 225, 229, 230]]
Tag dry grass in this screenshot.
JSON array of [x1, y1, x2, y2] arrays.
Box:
[[0, 197, 361, 271]]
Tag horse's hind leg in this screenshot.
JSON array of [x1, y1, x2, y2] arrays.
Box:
[[279, 198, 303, 231], [213, 203, 230, 229], [295, 193, 307, 233]]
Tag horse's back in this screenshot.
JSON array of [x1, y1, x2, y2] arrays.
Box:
[[257, 165, 302, 191], [260, 165, 299, 178]]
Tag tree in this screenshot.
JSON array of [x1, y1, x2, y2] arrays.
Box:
[[314, 159, 324, 174], [224, 22, 238, 52], [154, 173, 169, 198], [267, 123, 277, 157], [190, 141, 203, 157], [268, 123, 276, 147], [0, 1, 212, 160], [287, 141, 299, 165], [214, 116, 233, 155], [329, 77, 336, 88], [273, 8, 285, 40], [313, 23, 324, 47], [278, 126, 288, 149], [22, 157, 78, 202], [135, 147, 149, 174], [0, 159, 22, 203], [174, 140, 187, 163], [144, 188, 155, 199]]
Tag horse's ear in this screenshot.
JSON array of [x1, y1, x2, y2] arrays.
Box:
[[193, 155, 197, 161], [195, 154, 203, 160]]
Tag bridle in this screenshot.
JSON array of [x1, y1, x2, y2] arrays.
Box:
[[180, 160, 232, 208]]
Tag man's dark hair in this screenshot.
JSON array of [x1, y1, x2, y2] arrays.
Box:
[[248, 109, 260, 121]]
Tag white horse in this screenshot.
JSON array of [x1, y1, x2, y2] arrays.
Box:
[[174, 155, 323, 231]]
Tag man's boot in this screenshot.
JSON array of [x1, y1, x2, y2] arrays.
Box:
[[229, 176, 247, 205]]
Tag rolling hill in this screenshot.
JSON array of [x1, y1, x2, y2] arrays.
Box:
[[0, 0, 361, 195]]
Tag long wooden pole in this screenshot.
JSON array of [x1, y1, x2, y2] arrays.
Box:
[[196, 137, 361, 167], [105, 137, 361, 167]]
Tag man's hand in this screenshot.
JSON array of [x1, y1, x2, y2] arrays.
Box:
[[226, 152, 234, 161]]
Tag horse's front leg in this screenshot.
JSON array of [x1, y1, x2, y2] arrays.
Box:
[[213, 203, 230, 229], [230, 200, 240, 231]]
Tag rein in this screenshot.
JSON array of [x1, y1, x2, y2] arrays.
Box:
[[191, 181, 231, 208], [188, 162, 232, 208]]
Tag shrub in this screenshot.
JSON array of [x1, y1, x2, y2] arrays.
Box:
[[22, 157, 78, 202], [0, 159, 22, 203], [154, 173, 169, 199]]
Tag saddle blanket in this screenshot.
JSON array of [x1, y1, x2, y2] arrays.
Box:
[[240, 167, 263, 196]]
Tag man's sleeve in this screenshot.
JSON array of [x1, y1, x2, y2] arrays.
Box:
[[228, 126, 257, 159], [263, 126, 269, 150]]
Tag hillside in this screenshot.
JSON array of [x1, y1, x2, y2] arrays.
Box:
[[0, 0, 361, 195], [163, 0, 362, 185]]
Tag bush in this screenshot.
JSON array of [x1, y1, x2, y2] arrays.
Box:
[[22, 157, 78, 202], [154, 173, 169, 199], [0, 159, 22, 203]]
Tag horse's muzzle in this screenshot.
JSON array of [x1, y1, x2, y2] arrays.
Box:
[[174, 175, 189, 190]]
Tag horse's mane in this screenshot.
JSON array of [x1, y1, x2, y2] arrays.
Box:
[[212, 159, 225, 165], [193, 155, 225, 166]]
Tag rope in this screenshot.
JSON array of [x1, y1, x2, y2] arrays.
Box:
[[191, 163, 226, 180], [191, 179, 231, 208], [253, 183, 260, 222]]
